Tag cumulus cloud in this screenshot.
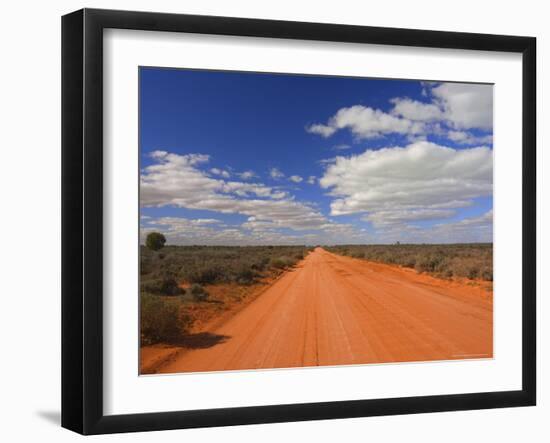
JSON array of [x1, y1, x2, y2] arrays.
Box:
[[306, 123, 337, 137], [140, 151, 371, 244], [425, 210, 493, 242], [390, 97, 443, 122], [210, 167, 230, 178], [289, 175, 303, 183], [237, 170, 257, 180], [141, 151, 333, 233], [319, 141, 493, 226], [431, 83, 493, 130], [393, 82, 493, 131], [367, 210, 493, 244], [142, 215, 366, 246], [307, 82, 493, 142], [447, 130, 493, 145], [363, 209, 455, 227], [269, 167, 285, 179], [306, 105, 425, 139], [307, 176, 316, 185], [141, 216, 249, 245]]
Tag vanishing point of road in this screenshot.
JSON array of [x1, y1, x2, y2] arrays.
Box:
[[158, 248, 493, 373]]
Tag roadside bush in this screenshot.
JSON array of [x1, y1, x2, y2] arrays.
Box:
[[251, 257, 270, 272], [270, 256, 293, 269], [187, 283, 209, 301], [438, 268, 454, 279], [466, 266, 479, 280], [235, 267, 256, 284], [140, 277, 182, 296], [140, 294, 192, 345], [402, 256, 417, 268], [188, 266, 225, 284], [415, 254, 443, 273]]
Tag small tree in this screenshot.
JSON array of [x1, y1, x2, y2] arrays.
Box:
[[146, 232, 166, 251]]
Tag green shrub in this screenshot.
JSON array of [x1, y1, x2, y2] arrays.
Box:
[[270, 256, 294, 269], [415, 254, 443, 273], [140, 294, 191, 345], [251, 257, 269, 272], [466, 266, 479, 280], [294, 251, 305, 260], [402, 256, 417, 268], [188, 283, 209, 301], [235, 267, 256, 284], [140, 277, 182, 296], [188, 266, 225, 284], [145, 232, 166, 251], [269, 257, 286, 269]]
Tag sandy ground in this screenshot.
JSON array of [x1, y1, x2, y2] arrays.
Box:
[[155, 247, 493, 374]]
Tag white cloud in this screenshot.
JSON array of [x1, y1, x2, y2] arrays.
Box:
[[141, 151, 331, 232], [220, 181, 276, 198], [269, 167, 285, 179], [140, 151, 370, 244], [363, 209, 455, 227], [307, 176, 316, 185], [447, 130, 493, 145], [390, 97, 443, 122], [306, 105, 425, 139], [368, 210, 493, 244], [143, 215, 366, 246], [393, 83, 493, 131], [193, 218, 222, 224], [442, 209, 492, 228], [142, 216, 249, 245], [289, 175, 303, 183], [319, 141, 493, 227], [427, 210, 493, 242], [210, 167, 230, 178], [307, 83, 493, 143], [306, 123, 337, 137], [237, 170, 257, 180], [432, 83, 493, 130]]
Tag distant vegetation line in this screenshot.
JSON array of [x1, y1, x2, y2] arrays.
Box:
[[325, 243, 493, 282]]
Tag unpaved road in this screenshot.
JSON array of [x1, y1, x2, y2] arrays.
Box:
[[158, 248, 492, 373]]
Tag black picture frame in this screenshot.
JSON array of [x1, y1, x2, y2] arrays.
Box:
[[62, 8, 536, 435]]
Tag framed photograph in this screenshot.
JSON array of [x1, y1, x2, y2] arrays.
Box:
[[62, 8, 536, 435]]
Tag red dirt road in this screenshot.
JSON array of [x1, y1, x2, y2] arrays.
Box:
[[158, 248, 493, 373]]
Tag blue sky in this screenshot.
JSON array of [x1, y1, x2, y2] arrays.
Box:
[[140, 67, 493, 245]]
